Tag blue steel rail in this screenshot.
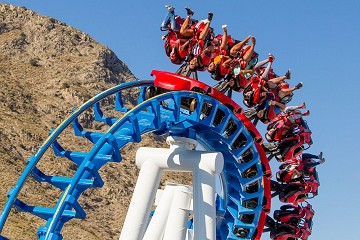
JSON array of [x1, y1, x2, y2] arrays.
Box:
[[0, 80, 268, 240]]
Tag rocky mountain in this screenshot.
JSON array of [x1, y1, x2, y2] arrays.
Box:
[[0, 4, 190, 239]]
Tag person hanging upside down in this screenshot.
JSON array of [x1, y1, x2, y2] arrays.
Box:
[[180, 7, 213, 40], [266, 71, 303, 104], [208, 34, 256, 81], [229, 35, 257, 69], [276, 154, 324, 183], [265, 103, 309, 142], [273, 202, 315, 226], [175, 53, 202, 78], [161, 6, 197, 64], [161, 5, 181, 32], [244, 98, 286, 124]]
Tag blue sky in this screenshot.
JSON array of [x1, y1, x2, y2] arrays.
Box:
[[3, 1, 360, 239]]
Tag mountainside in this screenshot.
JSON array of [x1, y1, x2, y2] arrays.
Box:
[[0, 4, 190, 239]]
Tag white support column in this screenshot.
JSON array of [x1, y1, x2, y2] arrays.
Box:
[[119, 159, 163, 240], [163, 185, 193, 240], [193, 161, 218, 240], [143, 185, 176, 240], [119, 136, 223, 240]]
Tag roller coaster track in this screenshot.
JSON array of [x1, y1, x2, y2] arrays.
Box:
[[0, 71, 271, 240]]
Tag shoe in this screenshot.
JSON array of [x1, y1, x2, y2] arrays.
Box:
[[268, 53, 275, 63], [185, 6, 194, 17], [165, 5, 174, 12], [295, 82, 303, 90], [208, 12, 213, 21], [222, 24, 228, 32], [318, 151, 323, 160], [319, 151, 325, 164], [302, 110, 310, 116], [285, 69, 291, 79], [299, 102, 306, 109]]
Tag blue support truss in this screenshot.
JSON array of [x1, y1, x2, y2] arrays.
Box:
[[0, 80, 269, 240]]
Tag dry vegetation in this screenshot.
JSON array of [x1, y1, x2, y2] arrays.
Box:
[[0, 4, 191, 239]]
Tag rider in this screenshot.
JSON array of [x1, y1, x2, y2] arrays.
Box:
[[206, 24, 232, 80], [299, 152, 326, 173], [180, 8, 213, 57], [180, 7, 213, 40], [175, 53, 202, 78], [161, 6, 195, 64], [244, 98, 286, 124], [276, 153, 324, 184], [208, 35, 256, 81], [265, 102, 309, 142], [161, 5, 181, 32]]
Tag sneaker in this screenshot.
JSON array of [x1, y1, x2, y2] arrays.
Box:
[[302, 110, 310, 116], [222, 24, 228, 32], [285, 69, 291, 79], [319, 152, 325, 164], [295, 82, 303, 90], [185, 6, 194, 17], [208, 12, 213, 21], [165, 5, 174, 12], [318, 151, 323, 160], [268, 53, 275, 63], [299, 102, 306, 109]]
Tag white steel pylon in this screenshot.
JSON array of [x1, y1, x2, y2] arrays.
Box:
[[119, 136, 224, 240]]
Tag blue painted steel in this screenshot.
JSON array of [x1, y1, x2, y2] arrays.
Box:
[[0, 80, 151, 233], [0, 81, 266, 240]]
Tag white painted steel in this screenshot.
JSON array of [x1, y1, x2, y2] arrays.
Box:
[[143, 185, 175, 240], [186, 229, 194, 240], [119, 159, 163, 240], [119, 137, 223, 240], [163, 185, 193, 240]]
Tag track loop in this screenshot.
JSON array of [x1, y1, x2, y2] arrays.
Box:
[[0, 79, 270, 240]]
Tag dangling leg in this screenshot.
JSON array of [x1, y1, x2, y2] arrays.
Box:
[[278, 83, 302, 99], [284, 102, 306, 113], [161, 8, 174, 30], [253, 59, 269, 73], [242, 36, 256, 63], [267, 69, 291, 86], [255, 59, 269, 69], [180, 7, 195, 37], [198, 18, 212, 41], [220, 24, 228, 51], [229, 35, 251, 56], [302, 153, 320, 160], [161, 6, 180, 32], [268, 76, 287, 85], [256, 53, 275, 79]]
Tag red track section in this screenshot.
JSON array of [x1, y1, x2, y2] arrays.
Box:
[[151, 70, 272, 239]]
